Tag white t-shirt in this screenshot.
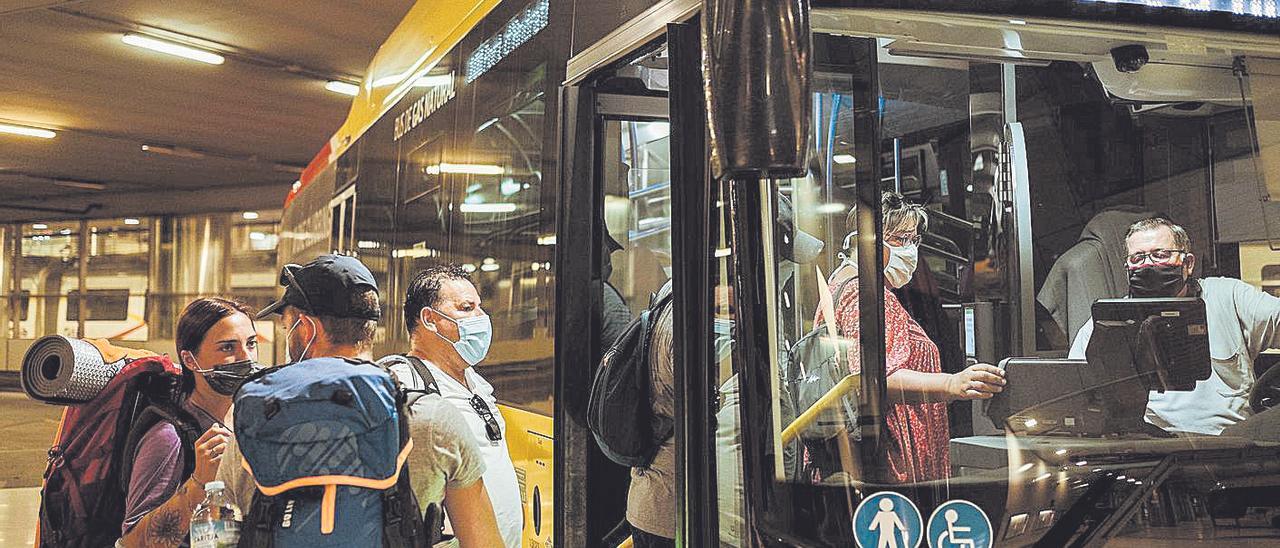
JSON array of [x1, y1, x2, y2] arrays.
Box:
[[420, 358, 524, 548], [1069, 277, 1280, 435]]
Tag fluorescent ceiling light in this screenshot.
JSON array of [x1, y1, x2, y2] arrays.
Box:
[[325, 81, 360, 96], [141, 144, 206, 159], [0, 123, 56, 139], [52, 179, 106, 191], [122, 34, 224, 65], [32, 223, 47, 230], [480, 263, 501, 272], [425, 163, 504, 175], [391, 247, 441, 259], [459, 203, 517, 214], [123, 218, 140, 225], [536, 234, 556, 246], [242, 211, 259, 220], [60, 229, 72, 235], [832, 154, 857, 165]]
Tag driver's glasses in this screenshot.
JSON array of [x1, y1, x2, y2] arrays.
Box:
[[1125, 249, 1187, 270]]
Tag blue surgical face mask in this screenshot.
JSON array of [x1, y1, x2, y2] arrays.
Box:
[[426, 307, 493, 367]]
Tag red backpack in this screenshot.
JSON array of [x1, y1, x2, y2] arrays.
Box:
[[27, 349, 199, 548]]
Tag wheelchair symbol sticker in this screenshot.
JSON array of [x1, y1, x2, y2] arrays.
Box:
[[853, 491, 923, 548], [927, 500, 993, 548]]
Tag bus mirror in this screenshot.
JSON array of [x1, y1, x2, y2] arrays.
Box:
[[703, 0, 812, 180]]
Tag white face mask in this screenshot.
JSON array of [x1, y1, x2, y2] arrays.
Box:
[[884, 242, 919, 289]]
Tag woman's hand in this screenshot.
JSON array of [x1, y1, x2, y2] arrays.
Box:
[[191, 425, 231, 486], [946, 363, 1006, 400]]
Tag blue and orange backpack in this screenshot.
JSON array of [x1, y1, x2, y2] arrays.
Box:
[[233, 357, 438, 547]]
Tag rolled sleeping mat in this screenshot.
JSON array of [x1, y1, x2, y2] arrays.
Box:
[[21, 335, 122, 404]]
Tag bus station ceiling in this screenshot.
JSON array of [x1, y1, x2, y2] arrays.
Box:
[[0, 0, 415, 222]]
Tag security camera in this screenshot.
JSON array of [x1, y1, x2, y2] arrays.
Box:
[[1111, 45, 1149, 73]]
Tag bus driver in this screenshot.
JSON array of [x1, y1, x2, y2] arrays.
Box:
[[1069, 218, 1280, 435]]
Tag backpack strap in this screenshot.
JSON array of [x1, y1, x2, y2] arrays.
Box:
[[382, 374, 428, 548], [400, 355, 441, 398], [237, 493, 278, 548], [119, 403, 202, 495]]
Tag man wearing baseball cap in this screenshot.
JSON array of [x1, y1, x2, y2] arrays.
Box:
[[215, 254, 503, 546], [254, 253, 384, 363]]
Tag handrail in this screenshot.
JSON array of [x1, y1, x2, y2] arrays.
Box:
[[781, 373, 860, 444], [615, 374, 861, 548]]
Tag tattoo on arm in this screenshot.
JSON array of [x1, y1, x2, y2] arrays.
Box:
[[144, 510, 186, 546], [122, 478, 199, 548]]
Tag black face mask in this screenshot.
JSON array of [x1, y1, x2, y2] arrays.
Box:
[[1129, 264, 1188, 298], [200, 359, 264, 396]]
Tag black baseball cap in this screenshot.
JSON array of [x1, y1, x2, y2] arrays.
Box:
[[257, 254, 381, 320]]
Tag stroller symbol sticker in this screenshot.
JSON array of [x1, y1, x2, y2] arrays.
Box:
[[927, 500, 992, 548], [853, 491, 923, 548]]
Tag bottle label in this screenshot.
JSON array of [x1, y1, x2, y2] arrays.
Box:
[[190, 520, 241, 548]]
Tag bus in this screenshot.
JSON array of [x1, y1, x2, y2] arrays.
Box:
[[277, 0, 1280, 545]]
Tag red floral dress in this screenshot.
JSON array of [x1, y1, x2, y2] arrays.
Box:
[[818, 280, 951, 483]]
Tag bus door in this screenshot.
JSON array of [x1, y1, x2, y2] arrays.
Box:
[[557, 12, 716, 545], [558, 36, 674, 547]]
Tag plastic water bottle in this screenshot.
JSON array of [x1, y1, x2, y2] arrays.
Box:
[[190, 481, 242, 548]]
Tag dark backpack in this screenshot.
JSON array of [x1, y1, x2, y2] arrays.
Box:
[[235, 357, 434, 548], [28, 352, 199, 548], [587, 287, 674, 467], [785, 277, 861, 480]]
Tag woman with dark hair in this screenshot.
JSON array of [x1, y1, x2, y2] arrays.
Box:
[[119, 297, 261, 547]]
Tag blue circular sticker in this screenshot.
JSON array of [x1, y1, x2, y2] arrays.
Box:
[[853, 491, 923, 548], [927, 499, 993, 548]]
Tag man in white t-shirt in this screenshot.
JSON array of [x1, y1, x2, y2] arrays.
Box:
[[1070, 218, 1280, 435], [395, 264, 524, 548]]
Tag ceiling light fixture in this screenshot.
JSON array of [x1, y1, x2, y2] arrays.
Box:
[[123, 218, 140, 225], [32, 223, 47, 230], [458, 203, 517, 213], [122, 34, 224, 65], [242, 211, 260, 220], [0, 123, 56, 139], [832, 154, 857, 165], [52, 179, 106, 191], [325, 81, 360, 96], [425, 163, 504, 175], [141, 144, 207, 159]]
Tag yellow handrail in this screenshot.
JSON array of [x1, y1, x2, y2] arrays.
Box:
[[614, 373, 859, 548], [781, 373, 860, 444]]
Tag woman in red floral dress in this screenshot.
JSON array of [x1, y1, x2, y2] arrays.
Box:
[[820, 193, 1006, 483]]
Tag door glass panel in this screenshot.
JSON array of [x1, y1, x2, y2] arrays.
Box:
[[604, 119, 672, 307]]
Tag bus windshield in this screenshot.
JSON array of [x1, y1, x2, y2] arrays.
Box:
[[719, 9, 1280, 546]]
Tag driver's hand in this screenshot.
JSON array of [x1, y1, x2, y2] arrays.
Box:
[[947, 363, 1006, 400]]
